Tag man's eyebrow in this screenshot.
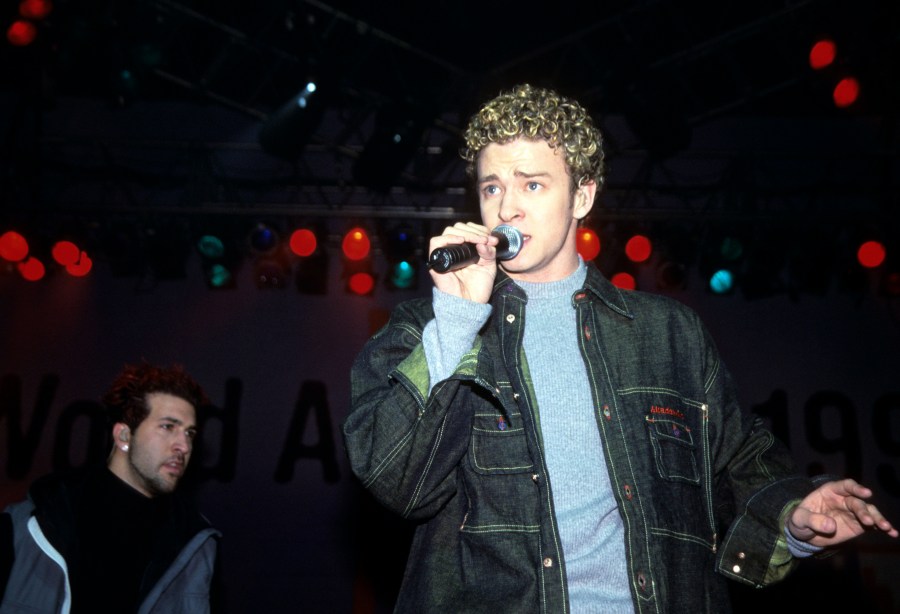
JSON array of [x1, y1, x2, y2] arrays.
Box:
[[515, 170, 550, 179], [477, 170, 550, 185]]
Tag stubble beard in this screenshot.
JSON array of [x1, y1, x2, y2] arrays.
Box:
[[127, 449, 180, 497]]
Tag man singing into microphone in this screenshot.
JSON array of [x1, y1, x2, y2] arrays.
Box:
[[341, 83, 896, 613]]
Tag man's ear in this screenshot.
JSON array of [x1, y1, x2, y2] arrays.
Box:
[[573, 180, 597, 221], [113, 423, 129, 443]]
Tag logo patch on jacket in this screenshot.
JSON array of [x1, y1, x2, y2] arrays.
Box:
[[650, 405, 685, 420]]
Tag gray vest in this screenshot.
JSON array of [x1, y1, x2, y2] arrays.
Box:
[[1, 499, 220, 614]]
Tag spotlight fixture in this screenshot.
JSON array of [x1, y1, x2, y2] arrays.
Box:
[[248, 222, 280, 255], [197, 230, 240, 290], [341, 225, 375, 296], [290, 225, 328, 294], [259, 81, 328, 160], [384, 224, 419, 291], [353, 101, 434, 192]]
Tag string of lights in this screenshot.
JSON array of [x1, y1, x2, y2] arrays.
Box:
[[2, 215, 897, 302]]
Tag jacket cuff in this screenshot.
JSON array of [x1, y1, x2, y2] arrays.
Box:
[[717, 476, 813, 587]]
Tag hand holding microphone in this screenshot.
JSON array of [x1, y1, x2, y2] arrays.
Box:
[[427, 225, 523, 273]]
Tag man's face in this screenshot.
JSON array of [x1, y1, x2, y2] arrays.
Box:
[[120, 392, 197, 497], [477, 138, 595, 283]]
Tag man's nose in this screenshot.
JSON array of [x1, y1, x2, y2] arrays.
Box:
[[498, 191, 523, 222], [173, 430, 191, 453]]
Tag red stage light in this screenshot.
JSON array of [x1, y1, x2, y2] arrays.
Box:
[[857, 240, 886, 268], [66, 252, 92, 277], [611, 272, 636, 290], [348, 271, 375, 295], [0, 231, 29, 262], [6, 20, 36, 47], [833, 77, 859, 108], [809, 39, 836, 70], [19, 0, 53, 20], [289, 229, 317, 257], [52, 240, 80, 266], [17, 256, 45, 281], [625, 235, 652, 263], [576, 228, 601, 261], [342, 227, 370, 260]]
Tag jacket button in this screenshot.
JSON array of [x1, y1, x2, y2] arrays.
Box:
[[583, 325, 592, 340], [602, 405, 611, 420], [506, 314, 516, 323], [542, 557, 554, 568], [513, 393, 520, 401], [531, 474, 540, 483], [732, 564, 741, 574], [623, 484, 633, 500], [737, 552, 746, 560], [637, 572, 648, 591]]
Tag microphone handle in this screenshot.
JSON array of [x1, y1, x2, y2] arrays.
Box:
[[427, 243, 479, 273], [427, 225, 522, 274]]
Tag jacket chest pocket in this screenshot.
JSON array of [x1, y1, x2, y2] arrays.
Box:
[[470, 412, 534, 475], [646, 416, 700, 485]]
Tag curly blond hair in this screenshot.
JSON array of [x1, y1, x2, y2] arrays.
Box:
[[461, 83, 605, 191]]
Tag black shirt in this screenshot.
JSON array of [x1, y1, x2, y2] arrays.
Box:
[[26, 466, 207, 614]]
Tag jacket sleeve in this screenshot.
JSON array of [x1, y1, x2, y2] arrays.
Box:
[[209, 536, 225, 614], [342, 300, 483, 521], [0, 511, 12, 604], [693, 315, 815, 587]]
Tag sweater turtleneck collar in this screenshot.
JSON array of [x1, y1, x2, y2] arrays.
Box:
[[513, 257, 588, 300]]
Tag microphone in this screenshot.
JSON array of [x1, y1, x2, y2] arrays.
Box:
[[427, 225, 523, 273]]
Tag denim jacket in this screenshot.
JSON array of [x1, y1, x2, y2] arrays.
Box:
[[343, 264, 814, 613]]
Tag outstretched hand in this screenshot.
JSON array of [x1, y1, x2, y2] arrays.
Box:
[[787, 478, 898, 548]]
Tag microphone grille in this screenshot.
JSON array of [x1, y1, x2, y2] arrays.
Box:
[[494, 225, 523, 261]]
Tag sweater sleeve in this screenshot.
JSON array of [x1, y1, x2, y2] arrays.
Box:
[[422, 287, 492, 394]]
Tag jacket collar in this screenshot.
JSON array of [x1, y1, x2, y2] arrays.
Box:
[[581, 262, 636, 320]]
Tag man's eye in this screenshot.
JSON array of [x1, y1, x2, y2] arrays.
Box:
[[186, 430, 198, 440], [484, 185, 499, 195], [526, 181, 541, 191]]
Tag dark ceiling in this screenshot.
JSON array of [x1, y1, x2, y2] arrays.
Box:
[[1, 0, 899, 264], [18, 0, 898, 116]]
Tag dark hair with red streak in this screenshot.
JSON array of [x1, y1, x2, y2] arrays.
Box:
[[102, 362, 209, 430]]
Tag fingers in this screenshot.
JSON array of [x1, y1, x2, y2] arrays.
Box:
[[835, 478, 872, 499], [833, 480, 896, 536], [429, 222, 494, 255], [852, 500, 899, 537], [792, 487, 899, 547], [440, 222, 491, 242], [427, 222, 499, 303]]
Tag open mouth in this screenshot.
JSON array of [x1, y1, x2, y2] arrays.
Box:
[[163, 460, 185, 476]]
